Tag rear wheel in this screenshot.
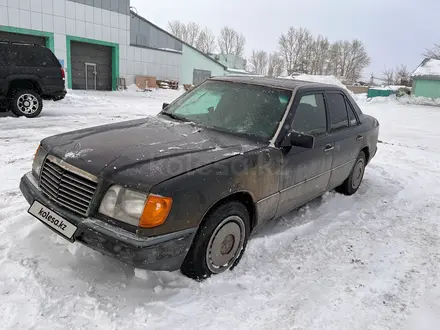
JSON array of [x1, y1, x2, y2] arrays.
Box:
[[335, 151, 366, 195], [10, 90, 43, 118], [181, 201, 250, 280]]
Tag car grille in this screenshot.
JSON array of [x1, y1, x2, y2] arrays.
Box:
[[39, 156, 98, 216]]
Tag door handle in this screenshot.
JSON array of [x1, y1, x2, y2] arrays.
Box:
[[323, 144, 334, 152], [356, 135, 364, 141]]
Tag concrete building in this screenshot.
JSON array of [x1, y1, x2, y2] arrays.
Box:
[[411, 58, 440, 98], [0, 0, 227, 90]]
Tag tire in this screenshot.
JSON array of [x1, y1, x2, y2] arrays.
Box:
[[335, 151, 366, 196], [10, 90, 43, 118], [180, 201, 251, 281]]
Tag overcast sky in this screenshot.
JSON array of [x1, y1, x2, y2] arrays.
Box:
[[131, 0, 439, 79]]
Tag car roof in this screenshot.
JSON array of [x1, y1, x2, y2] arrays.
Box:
[[210, 75, 345, 92]]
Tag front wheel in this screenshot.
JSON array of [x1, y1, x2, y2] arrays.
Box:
[[335, 151, 366, 195], [11, 90, 43, 118], [180, 201, 250, 280]]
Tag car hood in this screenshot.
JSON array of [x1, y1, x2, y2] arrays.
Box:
[[41, 116, 263, 191]]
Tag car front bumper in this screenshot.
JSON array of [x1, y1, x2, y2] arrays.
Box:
[[19, 172, 197, 271]]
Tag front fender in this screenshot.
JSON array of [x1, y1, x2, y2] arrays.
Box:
[[137, 148, 283, 237]]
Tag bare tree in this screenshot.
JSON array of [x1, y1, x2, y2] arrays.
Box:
[[325, 41, 341, 75], [186, 22, 201, 46], [218, 27, 246, 57], [249, 50, 268, 75], [168, 21, 187, 41], [168, 21, 201, 47], [218, 27, 237, 55], [382, 68, 395, 85], [344, 39, 371, 81], [278, 27, 312, 75], [308, 36, 330, 75], [296, 33, 314, 74], [267, 52, 284, 77], [196, 28, 216, 54], [392, 64, 410, 85], [235, 33, 246, 57], [323, 39, 370, 81], [423, 44, 440, 60]]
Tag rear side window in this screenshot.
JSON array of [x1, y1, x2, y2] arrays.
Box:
[[5, 45, 59, 67], [327, 93, 349, 132]]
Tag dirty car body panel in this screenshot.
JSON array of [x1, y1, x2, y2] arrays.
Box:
[[19, 76, 379, 271]]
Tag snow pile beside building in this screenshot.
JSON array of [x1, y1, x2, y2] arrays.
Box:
[[396, 95, 440, 106]]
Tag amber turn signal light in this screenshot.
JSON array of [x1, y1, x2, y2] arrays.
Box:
[[34, 145, 40, 159], [139, 194, 173, 228]]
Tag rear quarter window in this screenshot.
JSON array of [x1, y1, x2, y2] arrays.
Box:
[[345, 93, 364, 117]]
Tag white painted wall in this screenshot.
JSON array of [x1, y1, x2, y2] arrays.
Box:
[[122, 47, 181, 85], [0, 0, 182, 87], [180, 44, 225, 85]]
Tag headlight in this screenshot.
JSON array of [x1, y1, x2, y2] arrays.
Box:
[[32, 145, 47, 176], [99, 185, 172, 228]]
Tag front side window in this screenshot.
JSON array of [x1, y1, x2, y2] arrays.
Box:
[[291, 93, 327, 136], [327, 93, 349, 132], [163, 80, 292, 140]]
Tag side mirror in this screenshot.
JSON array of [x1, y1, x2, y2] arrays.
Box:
[[162, 103, 169, 110], [281, 131, 315, 148]]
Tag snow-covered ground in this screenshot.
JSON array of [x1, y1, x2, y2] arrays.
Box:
[[1, 88, 440, 330]]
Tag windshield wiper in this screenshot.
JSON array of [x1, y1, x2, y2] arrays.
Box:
[[161, 112, 189, 122]]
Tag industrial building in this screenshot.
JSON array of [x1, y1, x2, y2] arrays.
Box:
[[0, 0, 229, 90]]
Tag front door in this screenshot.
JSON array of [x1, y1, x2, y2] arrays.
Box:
[[276, 93, 334, 217], [85, 63, 97, 90]]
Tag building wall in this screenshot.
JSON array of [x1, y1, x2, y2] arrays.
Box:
[[181, 44, 225, 85], [130, 14, 182, 52], [0, 0, 181, 88], [122, 46, 181, 85], [68, 0, 130, 15], [412, 79, 440, 98]]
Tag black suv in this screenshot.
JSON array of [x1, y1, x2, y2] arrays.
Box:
[[0, 41, 67, 118]]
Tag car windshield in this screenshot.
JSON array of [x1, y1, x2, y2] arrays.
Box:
[[162, 80, 292, 140]]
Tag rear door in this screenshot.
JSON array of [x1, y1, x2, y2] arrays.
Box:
[[326, 91, 365, 189], [276, 92, 334, 217]]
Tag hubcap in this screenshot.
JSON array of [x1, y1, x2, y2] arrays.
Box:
[[221, 234, 235, 255], [351, 158, 365, 189], [206, 216, 246, 274], [17, 94, 39, 115]]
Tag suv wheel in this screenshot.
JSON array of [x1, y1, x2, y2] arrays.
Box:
[[11, 90, 43, 118], [180, 201, 250, 280]]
